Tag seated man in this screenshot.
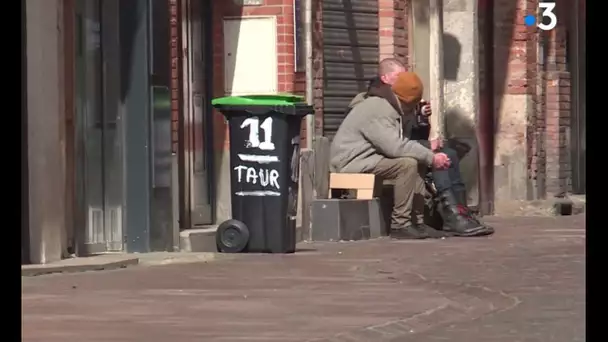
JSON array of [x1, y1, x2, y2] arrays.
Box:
[[331, 70, 492, 239], [406, 95, 494, 235]]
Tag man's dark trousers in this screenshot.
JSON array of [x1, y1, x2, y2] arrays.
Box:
[[431, 147, 466, 194]]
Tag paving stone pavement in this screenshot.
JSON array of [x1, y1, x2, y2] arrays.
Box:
[[21, 215, 585, 342]]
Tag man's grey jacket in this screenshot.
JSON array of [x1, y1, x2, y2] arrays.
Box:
[[329, 82, 434, 173]]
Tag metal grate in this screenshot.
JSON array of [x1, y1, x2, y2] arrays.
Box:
[[322, 0, 379, 139]]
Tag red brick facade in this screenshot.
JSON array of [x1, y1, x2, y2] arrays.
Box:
[[171, 0, 579, 205], [379, 0, 408, 66], [211, 0, 305, 149], [535, 0, 572, 196], [492, 0, 573, 198]]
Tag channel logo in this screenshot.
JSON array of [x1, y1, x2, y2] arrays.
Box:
[[524, 2, 557, 31]]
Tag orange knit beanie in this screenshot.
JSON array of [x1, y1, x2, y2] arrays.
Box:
[[391, 72, 424, 105]]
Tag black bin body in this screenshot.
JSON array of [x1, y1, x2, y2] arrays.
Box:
[[214, 101, 313, 253]]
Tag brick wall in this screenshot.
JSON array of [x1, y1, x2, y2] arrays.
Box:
[[212, 0, 305, 149], [492, 0, 536, 97], [379, 0, 408, 66], [535, 9, 571, 195], [492, 0, 538, 199], [531, 0, 572, 197], [490, 0, 572, 200]]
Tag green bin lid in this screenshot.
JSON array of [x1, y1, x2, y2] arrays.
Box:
[[212, 94, 305, 106]]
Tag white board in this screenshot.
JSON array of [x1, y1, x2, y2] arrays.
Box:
[[223, 16, 278, 95]]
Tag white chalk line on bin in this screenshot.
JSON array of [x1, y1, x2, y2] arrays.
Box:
[[238, 154, 280, 164], [235, 191, 281, 197]]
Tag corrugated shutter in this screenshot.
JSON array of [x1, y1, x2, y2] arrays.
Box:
[[322, 0, 379, 140]]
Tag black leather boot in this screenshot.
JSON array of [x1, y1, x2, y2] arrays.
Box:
[[436, 190, 493, 237], [422, 224, 452, 238], [453, 189, 495, 235], [453, 189, 469, 209], [390, 224, 429, 240]]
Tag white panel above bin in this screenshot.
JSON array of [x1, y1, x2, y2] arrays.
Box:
[[223, 16, 278, 96]]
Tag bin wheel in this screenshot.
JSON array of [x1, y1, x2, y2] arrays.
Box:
[[216, 219, 250, 253]]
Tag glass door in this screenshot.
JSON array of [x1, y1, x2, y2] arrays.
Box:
[[75, 0, 124, 254]]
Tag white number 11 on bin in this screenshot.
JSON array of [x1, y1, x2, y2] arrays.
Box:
[[241, 117, 275, 151]]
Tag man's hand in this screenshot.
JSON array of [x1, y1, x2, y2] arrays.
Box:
[[430, 139, 444, 152], [432, 152, 451, 170], [420, 99, 432, 116]]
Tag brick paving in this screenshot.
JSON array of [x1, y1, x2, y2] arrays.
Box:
[[22, 215, 585, 342]]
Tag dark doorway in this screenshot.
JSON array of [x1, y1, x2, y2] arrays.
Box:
[[179, 0, 215, 228]]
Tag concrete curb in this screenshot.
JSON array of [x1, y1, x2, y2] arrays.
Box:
[[22, 257, 139, 277]]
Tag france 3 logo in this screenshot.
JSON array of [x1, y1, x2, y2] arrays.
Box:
[[524, 2, 557, 31]]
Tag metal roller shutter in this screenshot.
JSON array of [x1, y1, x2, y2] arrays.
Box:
[[322, 0, 379, 140]]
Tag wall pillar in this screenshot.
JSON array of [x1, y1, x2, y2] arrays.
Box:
[[25, 0, 67, 264], [442, 0, 480, 205]]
